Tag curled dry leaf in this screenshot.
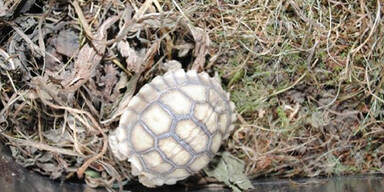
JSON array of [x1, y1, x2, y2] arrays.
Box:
[[100, 64, 119, 102], [43, 129, 73, 146], [0, 0, 35, 18], [30, 76, 73, 105], [190, 26, 210, 71], [117, 40, 145, 73], [0, 47, 17, 70], [175, 42, 194, 57], [100, 73, 139, 125], [62, 16, 119, 92], [0, 0, 9, 17]]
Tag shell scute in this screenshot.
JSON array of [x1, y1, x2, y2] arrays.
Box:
[[109, 69, 236, 187]]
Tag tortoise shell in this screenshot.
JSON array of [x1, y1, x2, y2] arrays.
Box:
[[109, 69, 236, 187]]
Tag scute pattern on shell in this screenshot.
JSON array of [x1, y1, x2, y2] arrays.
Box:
[[109, 69, 236, 187]]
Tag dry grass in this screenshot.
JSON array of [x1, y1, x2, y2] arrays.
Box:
[[177, 0, 384, 178], [0, 0, 384, 190]]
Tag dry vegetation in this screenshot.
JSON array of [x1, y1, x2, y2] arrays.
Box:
[[0, 0, 383, 191]]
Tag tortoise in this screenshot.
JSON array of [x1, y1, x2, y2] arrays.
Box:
[[109, 67, 236, 187]]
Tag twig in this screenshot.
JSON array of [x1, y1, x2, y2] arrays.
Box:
[[76, 131, 108, 178], [365, 60, 384, 104], [72, 0, 94, 39], [259, 72, 307, 102], [5, 71, 18, 94], [317, 79, 342, 109], [38, 1, 53, 76], [2, 134, 84, 157], [351, 0, 381, 53], [0, 48, 16, 70]]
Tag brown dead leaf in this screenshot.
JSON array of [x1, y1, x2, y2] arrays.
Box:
[[62, 16, 119, 91], [112, 71, 129, 98], [44, 46, 62, 74], [143, 40, 161, 72], [100, 73, 139, 125], [0, 47, 17, 70], [117, 40, 145, 73], [257, 156, 273, 169], [43, 129, 73, 146], [190, 26, 210, 71], [54, 30, 80, 58], [100, 64, 119, 102], [0, 0, 11, 17], [35, 161, 63, 179], [30, 76, 71, 105], [0, 0, 35, 18]]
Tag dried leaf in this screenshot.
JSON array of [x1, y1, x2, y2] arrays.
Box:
[[0, 0, 34, 17], [174, 41, 194, 57], [112, 71, 129, 99], [54, 30, 79, 57], [190, 26, 210, 71], [100, 64, 119, 101], [43, 129, 73, 145], [30, 76, 59, 102], [117, 40, 145, 73], [62, 16, 119, 91], [100, 73, 139, 124], [309, 111, 329, 128], [30, 76, 72, 105], [204, 152, 254, 192], [36, 161, 63, 179], [0, 0, 9, 17]]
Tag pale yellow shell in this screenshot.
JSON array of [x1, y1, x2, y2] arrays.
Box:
[[109, 69, 236, 187]]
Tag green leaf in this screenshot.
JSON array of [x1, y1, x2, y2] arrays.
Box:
[[204, 152, 254, 192], [228, 68, 244, 86], [84, 169, 101, 178]]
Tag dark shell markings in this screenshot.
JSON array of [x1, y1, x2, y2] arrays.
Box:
[[109, 69, 236, 187]]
